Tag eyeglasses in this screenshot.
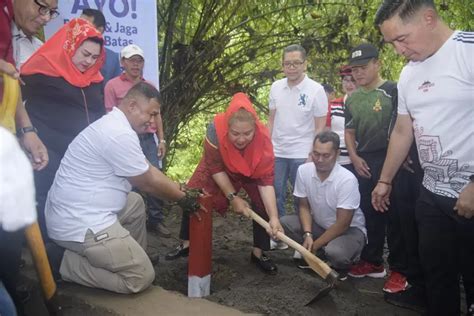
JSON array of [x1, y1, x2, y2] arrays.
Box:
[[125, 57, 145, 64], [34, 0, 59, 19], [282, 60, 305, 68]]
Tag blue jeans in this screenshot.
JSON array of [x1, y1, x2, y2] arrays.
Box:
[[138, 133, 164, 224], [273, 157, 306, 217], [0, 281, 16, 316]]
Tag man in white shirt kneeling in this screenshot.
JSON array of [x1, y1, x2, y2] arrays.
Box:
[[280, 131, 366, 279], [45, 82, 199, 294]]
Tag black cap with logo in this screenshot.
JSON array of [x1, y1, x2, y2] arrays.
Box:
[[348, 43, 379, 66]]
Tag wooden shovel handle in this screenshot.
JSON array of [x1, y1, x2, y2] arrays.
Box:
[[24, 222, 56, 300], [247, 209, 333, 279]]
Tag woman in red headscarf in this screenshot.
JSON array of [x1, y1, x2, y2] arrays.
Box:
[[20, 18, 105, 238], [166, 92, 283, 274]]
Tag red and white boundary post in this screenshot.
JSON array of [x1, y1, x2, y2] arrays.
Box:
[[188, 195, 213, 297]]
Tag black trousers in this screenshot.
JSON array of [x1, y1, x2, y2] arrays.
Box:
[[416, 187, 474, 316], [357, 151, 387, 265], [389, 151, 424, 287], [358, 151, 404, 268], [33, 149, 63, 243]]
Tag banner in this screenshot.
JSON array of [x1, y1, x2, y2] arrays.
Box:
[[44, 0, 159, 87]]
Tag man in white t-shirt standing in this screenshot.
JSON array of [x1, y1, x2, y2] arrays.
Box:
[[268, 44, 328, 220], [280, 131, 366, 279], [45, 82, 200, 294], [373, 1, 474, 315]]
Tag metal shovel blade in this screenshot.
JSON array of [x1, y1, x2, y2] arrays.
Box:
[[305, 284, 335, 306], [305, 270, 339, 306]]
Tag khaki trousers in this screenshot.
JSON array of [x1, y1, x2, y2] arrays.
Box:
[[54, 192, 155, 294]]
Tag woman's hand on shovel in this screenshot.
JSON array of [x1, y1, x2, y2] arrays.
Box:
[[268, 216, 284, 240], [230, 196, 251, 216]]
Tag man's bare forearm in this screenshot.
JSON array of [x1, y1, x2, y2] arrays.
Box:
[[15, 93, 32, 129], [298, 198, 313, 233], [155, 114, 164, 140]]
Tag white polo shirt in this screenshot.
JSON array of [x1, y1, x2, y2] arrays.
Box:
[[398, 31, 474, 198], [45, 107, 149, 242], [293, 162, 366, 237], [269, 75, 328, 159], [11, 22, 43, 69], [0, 127, 37, 232]]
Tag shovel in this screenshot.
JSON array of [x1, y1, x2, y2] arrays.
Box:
[[246, 209, 339, 303]]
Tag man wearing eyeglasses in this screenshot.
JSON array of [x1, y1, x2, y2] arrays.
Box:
[[5, 0, 56, 172], [268, 44, 328, 226], [12, 0, 58, 69]]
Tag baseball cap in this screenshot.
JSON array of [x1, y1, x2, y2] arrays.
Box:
[[348, 43, 379, 66], [339, 65, 352, 77], [121, 44, 145, 59]]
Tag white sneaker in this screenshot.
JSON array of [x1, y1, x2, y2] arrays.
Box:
[[270, 239, 288, 250], [293, 250, 302, 259]]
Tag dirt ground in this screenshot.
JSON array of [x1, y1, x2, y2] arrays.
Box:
[[151, 205, 417, 316], [20, 204, 419, 316]]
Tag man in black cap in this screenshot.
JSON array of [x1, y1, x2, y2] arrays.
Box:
[[343, 43, 408, 295]]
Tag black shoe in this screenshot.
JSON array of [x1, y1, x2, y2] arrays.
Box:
[[315, 248, 327, 261], [335, 269, 348, 281], [384, 284, 427, 314], [165, 243, 189, 260], [251, 252, 277, 275], [293, 258, 311, 270]]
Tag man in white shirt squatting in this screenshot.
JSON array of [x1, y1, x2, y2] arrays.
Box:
[[280, 131, 366, 279], [45, 82, 200, 294]]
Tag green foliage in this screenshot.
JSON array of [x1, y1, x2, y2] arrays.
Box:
[[165, 111, 207, 181], [158, 0, 473, 180]]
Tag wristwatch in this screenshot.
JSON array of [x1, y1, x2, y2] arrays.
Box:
[[302, 231, 313, 239], [226, 192, 237, 201], [16, 126, 38, 138]]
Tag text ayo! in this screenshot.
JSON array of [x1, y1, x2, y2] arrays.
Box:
[[72, 0, 138, 19]]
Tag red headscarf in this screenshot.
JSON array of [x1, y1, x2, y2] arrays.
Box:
[[214, 93, 274, 179], [21, 18, 105, 88]]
